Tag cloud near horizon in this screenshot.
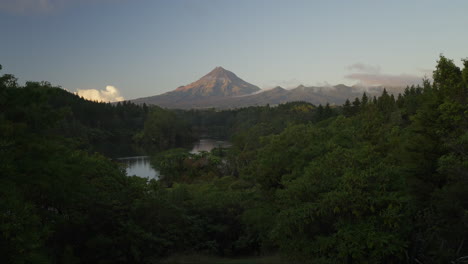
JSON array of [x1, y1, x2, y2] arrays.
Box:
[[77, 85, 124, 102], [345, 73, 423, 87], [345, 62, 423, 87]]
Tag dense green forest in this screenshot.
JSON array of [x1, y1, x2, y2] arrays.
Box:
[[0, 56, 467, 263]]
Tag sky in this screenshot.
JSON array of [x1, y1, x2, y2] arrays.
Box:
[[1, 0, 467, 102]]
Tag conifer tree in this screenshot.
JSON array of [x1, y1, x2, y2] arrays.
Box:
[[361, 92, 369, 106], [324, 103, 333, 118], [352, 97, 361, 115], [343, 99, 352, 117]]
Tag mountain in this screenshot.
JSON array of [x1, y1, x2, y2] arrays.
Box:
[[131, 67, 260, 108], [207, 85, 364, 109], [131, 68, 401, 109], [174, 66, 260, 97]]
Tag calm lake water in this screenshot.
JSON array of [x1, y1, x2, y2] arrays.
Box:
[[118, 156, 159, 179], [118, 138, 230, 179], [189, 138, 231, 153]]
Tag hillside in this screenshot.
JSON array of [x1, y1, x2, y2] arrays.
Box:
[[130, 68, 403, 109]]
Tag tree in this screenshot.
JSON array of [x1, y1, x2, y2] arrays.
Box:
[[352, 97, 361, 115], [433, 55, 463, 100], [343, 99, 352, 117], [137, 107, 194, 150], [361, 92, 369, 106], [324, 103, 333, 119]]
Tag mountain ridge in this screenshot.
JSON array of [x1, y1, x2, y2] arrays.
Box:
[[130, 68, 404, 109], [171, 66, 260, 97]]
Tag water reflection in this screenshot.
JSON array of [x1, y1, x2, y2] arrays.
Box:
[[117, 139, 231, 179], [190, 139, 231, 153], [117, 156, 159, 179]]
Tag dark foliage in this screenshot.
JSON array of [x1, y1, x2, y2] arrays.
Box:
[[1, 55, 467, 263]]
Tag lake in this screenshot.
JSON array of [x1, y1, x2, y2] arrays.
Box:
[[189, 138, 231, 153], [118, 138, 231, 179], [117, 156, 159, 179]]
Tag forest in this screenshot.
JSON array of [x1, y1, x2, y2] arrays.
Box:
[[0, 56, 467, 264]]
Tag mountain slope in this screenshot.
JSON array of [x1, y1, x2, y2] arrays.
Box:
[[174, 66, 260, 97], [131, 67, 260, 107], [130, 68, 401, 109]]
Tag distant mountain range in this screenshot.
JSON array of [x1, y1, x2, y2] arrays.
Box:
[[130, 67, 404, 109]]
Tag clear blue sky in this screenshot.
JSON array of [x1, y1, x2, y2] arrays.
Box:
[[1, 0, 467, 100]]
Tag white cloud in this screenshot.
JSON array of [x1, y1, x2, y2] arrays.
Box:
[[345, 62, 423, 87], [77, 85, 124, 102], [345, 73, 423, 87]]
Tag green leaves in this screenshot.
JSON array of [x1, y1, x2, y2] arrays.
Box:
[[2, 55, 468, 262], [138, 107, 194, 150]]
